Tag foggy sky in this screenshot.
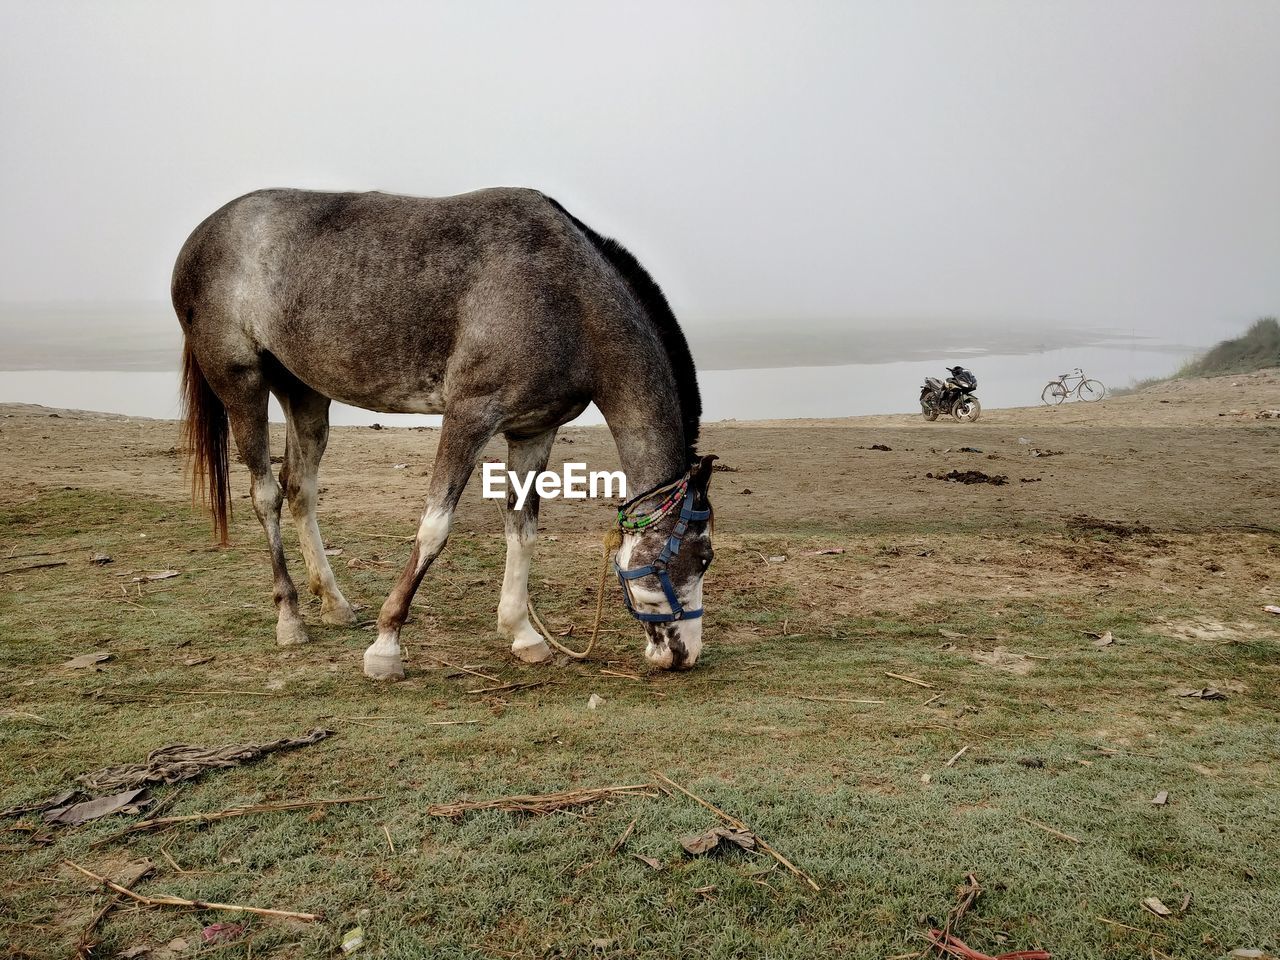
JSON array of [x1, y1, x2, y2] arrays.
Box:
[[1, 0, 1277, 344]]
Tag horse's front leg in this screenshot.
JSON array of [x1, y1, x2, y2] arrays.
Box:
[[497, 429, 558, 664], [363, 405, 497, 681]]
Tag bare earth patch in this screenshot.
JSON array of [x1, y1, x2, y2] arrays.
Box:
[[1, 369, 1279, 958]]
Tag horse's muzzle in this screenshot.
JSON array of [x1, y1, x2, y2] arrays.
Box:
[[644, 619, 703, 670]]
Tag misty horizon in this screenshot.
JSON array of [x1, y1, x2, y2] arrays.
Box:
[[3, 0, 1278, 354], [0, 300, 1205, 375]]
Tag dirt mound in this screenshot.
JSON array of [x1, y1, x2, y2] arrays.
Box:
[[1067, 515, 1152, 538], [928, 469, 1008, 486]]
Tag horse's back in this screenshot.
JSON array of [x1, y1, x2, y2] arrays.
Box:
[[173, 187, 607, 415]]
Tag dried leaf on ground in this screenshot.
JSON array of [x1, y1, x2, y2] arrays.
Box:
[[1263, 605, 1280, 616], [129, 570, 179, 583], [633, 854, 664, 870], [201, 922, 246, 944], [1170, 687, 1226, 700], [63, 652, 112, 669], [969, 647, 1034, 676], [1142, 896, 1173, 917], [681, 825, 757, 855], [118, 940, 190, 960], [1092, 631, 1115, 648], [1, 789, 81, 818], [89, 553, 112, 565], [46, 789, 149, 825], [1152, 791, 1169, 806]]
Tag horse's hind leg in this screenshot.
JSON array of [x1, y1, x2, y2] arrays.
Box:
[[497, 429, 557, 664], [223, 379, 309, 647], [363, 401, 498, 680], [278, 386, 357, 626]]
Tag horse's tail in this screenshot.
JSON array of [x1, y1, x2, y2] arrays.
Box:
[[180, 339, 231, 545]]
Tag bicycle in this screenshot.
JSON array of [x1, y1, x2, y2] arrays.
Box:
[[1041, 368, 1106, 405]]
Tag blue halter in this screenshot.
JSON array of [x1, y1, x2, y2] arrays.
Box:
[[614, 484, 712, 623]]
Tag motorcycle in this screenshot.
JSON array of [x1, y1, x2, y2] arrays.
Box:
[[920, 366, 981, 422]]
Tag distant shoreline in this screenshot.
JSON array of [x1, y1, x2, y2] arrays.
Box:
[[0, 301, 1203, 373]]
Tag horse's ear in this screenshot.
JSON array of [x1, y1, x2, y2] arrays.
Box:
[[691, 454, 719, 496]]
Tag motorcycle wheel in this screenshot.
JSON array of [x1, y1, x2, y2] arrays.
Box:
[[921, 403, 939, 421], [952, 397, 981, 422]]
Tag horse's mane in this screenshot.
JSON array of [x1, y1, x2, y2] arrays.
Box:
[[542, 195, 701, 461]]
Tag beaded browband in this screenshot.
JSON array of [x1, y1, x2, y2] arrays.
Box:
[[613, 469, 712, 623]]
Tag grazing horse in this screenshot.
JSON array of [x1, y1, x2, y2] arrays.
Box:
[[172, 187, 716, 679]]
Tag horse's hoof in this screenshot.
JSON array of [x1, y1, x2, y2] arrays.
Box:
[[276, 620, 310, 647], [322, 601, 359, 626], [511, 638, 553, 664], [363, 650, 405, 681]]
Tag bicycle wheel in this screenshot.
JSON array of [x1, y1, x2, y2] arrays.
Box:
[[1041, 382, 1067, 405], [1077, 379, 1106, 402]]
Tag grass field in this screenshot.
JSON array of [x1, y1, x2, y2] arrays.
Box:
[[3, 375, 1280, 959]]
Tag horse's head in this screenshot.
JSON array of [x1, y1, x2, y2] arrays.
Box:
[[614, 455, 717, 670]]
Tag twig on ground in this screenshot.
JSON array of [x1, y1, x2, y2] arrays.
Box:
[[75, 860, 155, 958], [428, 784, 656, 818], [1, 560, 69, 576], [798, 695, 886, 704], [886, 672, 936, 689], [944, 873, 983, 936], [382, 824, 396, 853], [574, 815, 639, 878], [924, 929, 1050, 960], [157, 846, 189, 875], [1096, 916, 1165, 939], [466, 679, 555, 695], [126, 686, 278, 698], [434, 658, 501, 683], [945, 746, 971, 767], [64, 860, 320, 921], [1019, 816, 1081, 843], [652, 771, 820, 892], [4, 546, 84, 560], [600, 669, 643, 681], [338, 716, 482, 727], [609, 817, 638, 855]]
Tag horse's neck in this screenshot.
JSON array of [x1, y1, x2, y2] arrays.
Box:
[[596, 384, 688, 493]]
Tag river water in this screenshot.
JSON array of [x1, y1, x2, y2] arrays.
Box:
[[0, 303, 1200, 425]]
